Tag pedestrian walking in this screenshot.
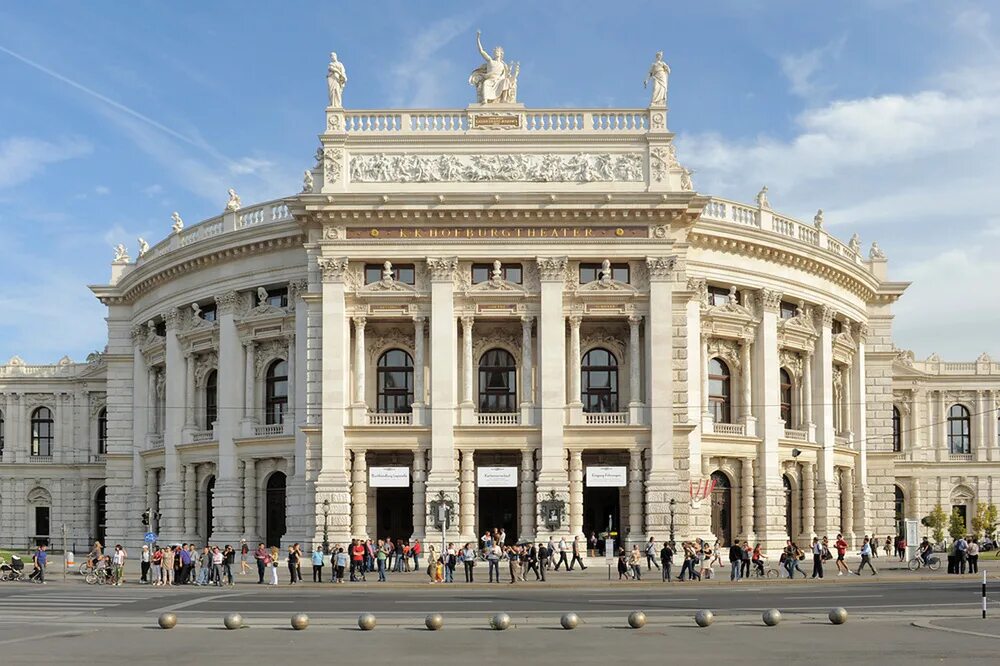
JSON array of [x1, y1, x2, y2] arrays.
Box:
[[269, 546, 280, 585], [537, 542, 549, 581], [834, 534, 850, 575], [870, 534, 880, 558], [254, 543, 267, 583], [240, 539, 250, 575], [31, 544, 47, 584], [884, 535, 892, 558], [783, 541, 807, 579], [729, 539, 743, 581], [856, 536, 878, 576], [810, 537, 824, 578], [617, 549, 630, 580], [588, 532, 598, 558], [968, 537, 979, 574], [161, 546, 174, 586], [645, 538, 660, 571], [140, 545, 150, 584], [570, 536, 588, 570], [660, 541, 673, 581], [554, 537, 569, 571], [223, 544, 235, 585], [629, 545, 642, 580], [112, 544, 127, 586], [151, 547, 163, 586], [312, 545, 325, 582]]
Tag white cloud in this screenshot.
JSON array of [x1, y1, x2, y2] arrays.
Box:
[[0, 136, 91, 188], [779, 37, 845, 98], [142, 184, 163, 197], [230, 157, 275, 176], [94, 185, 110, 195], [388, 15, 478, 107]]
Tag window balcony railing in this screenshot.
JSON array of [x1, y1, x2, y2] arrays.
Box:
[[28, 455, 53, 463], [89, 454, 106, 463], [147, 434, 164, 450], [253, 423, 286, 438], [475, 412, 521, 426], [366, 412, 412, 426], [191, 429, 215, 443], [584, 411, 628, 425], [712, 422, 746, 436], [949, 452, 974, 462], [783, 428, 808, 441]]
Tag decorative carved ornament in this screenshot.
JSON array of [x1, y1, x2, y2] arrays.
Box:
[[324, 148, 343, 183], [367, 328, 414, 363], [89, 393, 107, 417], [645, 256, 675, 281], [317, 257, 350, 283], [472, 326, 521, 361], [214, 291, 242, 316], [348, 152, 644, 183], [760, 289, 783, 314], [706, 338, 742, 372], [687, 278, 709, 306], [254, 339, 289, 378], [194, 352, 219, 387], [426, 257, 459, 282], [581, 326, 627, 361], [778, 349, 803, 379], [536, 256, 568, 282]]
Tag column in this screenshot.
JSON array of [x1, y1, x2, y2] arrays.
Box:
[[184, 353, 196, 429], [286, 336, 296, 435], [753, 289, 786, 551], [132, 339, 150, 515], [842, 362, 853, 439], [741, 458, 755, 542], [813, 305, 838, 536], [214, 291, 244, 542], [184, 464, 197, 539], [803, 351, 815, 440], [459, 450, 475, 541], [842, 467, 855, 537], [353, 316, 366, 406], [568, 315, 582, 405], [535, 257, 570, 536], [461, 315, 475, 420], [802, 462, 815, 537], [242, 459, 257, 541], [628, 449, 644, 544], [519, 450, 536, 542], [242, 341, 255, 422], [701, 333, 712, 428], [412, 316, 426, 422], [520, 316, 533, 405], [160, 309, 184, 540], [644, 257, 676, 542], [426, 257, 459, 517], [569, 450, 583, 537], [412, 449, 427, 541], [989, 391, 998, 461], [628, 314, 642, 423], [740, 340, 756, 436], [937, 390, 947, 461], [350, 449, 367, 538]]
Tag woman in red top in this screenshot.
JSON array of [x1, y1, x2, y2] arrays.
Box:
[[350, 540, 366, 582]]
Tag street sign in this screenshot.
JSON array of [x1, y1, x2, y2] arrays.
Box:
[[144, 532, 157, 544]]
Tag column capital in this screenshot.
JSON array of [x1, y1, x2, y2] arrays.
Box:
[[815, 304, 836, 329], [426, 256, 459, 281], [317, 256, 349, 282], [536, 256, 569, 282], [412, 314, 426, 325], [645, 256, 676, 281], [759, 288, 782, 314], [353, 315, 367, 329], [568, 314, 583, 328], [520, 314, 534, 326], [460, 314, 475, 328], [628, 313, 643, 326], [214, 290, 242, 316], [160, 307, 182, 330]]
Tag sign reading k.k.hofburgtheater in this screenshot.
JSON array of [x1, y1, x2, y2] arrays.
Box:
[[350, 226, 648, 240]]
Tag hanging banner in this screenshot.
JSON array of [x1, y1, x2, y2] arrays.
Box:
[[477, 466, 518, 488], [369, 466, 410, 488], [586, 466, 627, 487]]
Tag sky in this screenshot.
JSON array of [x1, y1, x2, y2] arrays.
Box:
[[0, 0, 998, 363]]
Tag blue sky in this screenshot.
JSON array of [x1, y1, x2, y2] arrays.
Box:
[[1, 1, 998, 362]]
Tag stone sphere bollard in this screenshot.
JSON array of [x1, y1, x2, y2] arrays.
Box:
[[157, 612, 178, 629], [223, 613, 243, 630], [828, 607, 848, 625], [490, 612, 512, 631], [290, 613, 310, 630], [762, 609, 782, 627], [357, 613, 377, 631], [424, 613, 444, 631], [627, 610, 647, 629], [694, 609, 715, 627], [560, 612, 580, 630]]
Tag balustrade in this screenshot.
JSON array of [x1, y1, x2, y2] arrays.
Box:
[[366, 412, 413, 426], [712, 422, 746, 436], [475, 412, 521, 426], [584, 412, 628, 425]]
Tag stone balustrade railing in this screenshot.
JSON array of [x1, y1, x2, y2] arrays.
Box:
[[584, 411, 628, 425], [906, 358, 1000, 375], [191, 430, 215, 443], [475, 412, 521, 426], [712, 422, 746, 437], [341, 108, 652, 135], [253, 423, 285, 438], [147, 434, 164, 450], [366, 412, 413, 426], [783, 428, 808, 441]]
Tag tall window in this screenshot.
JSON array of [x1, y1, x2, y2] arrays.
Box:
[[581, 348, 619, 413], [947, 404, 971, 454], [892, 406, 902, 452], [265, 360, 288, 425], [779, 301, 798, 320], [198, 303, 217, 322], [708, 358, 732, 423], [779, 369, 794, 428], [97, 408, 108, 455], [478, 348, 517, 412], [205, 370, 218, 427], [376, 349, 414, 413], [31, 406, 54, 457]]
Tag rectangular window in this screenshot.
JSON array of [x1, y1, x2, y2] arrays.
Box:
[[708, 286, 739, 307], [266, 288, 288, 308], [472, 263, 522, 284], [579, 262, 629, 284], [831, 319, 843, 334], [199, 303, 217, 322], [365, 263, 415, 285], [779, 301, 798, 320]]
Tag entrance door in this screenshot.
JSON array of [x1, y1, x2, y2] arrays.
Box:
[[265, 472, 287, 548], [35, 506, 50, 546], [94, 486, 107, 546], [710, 471, 732, 546], [583, 486, 621, 555], [478, 487, 518, 545], [376, 486, 414, 542]]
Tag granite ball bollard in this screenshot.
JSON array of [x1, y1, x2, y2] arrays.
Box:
[[627, 610, 647, 629], [223, 613, 243, 630], [828, 607, 848, 625], [357, 613, 377, 631], [424, 613, 443, 631], [560, 612, 580, 630], [157, 612, 178, 629], [694, 609, 715, 627], [490, 612, 512, 631], [762, 609, 782, 627], [290, 613, 310, 630]]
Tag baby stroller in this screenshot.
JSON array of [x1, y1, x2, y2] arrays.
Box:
[[0, 556, 26, 582]]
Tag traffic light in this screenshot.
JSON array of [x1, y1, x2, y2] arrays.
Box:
[[141, 509, 150, 526]]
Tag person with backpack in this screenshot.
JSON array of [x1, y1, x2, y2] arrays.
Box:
[[645, 537, 660, 571]]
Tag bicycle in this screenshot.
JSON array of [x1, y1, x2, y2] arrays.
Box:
[[908, 555, 941, 571], [749, 561, 779, 579], [85, 567, 115, 585]]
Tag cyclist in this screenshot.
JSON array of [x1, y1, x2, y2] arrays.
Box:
[[919, 538, 933, 566], [86, 540, 104, 572]]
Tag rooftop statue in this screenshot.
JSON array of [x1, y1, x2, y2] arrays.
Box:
[[469, 30, 518, 104], [171, 211, 184, 233], [302, 169, 314, 193], [137, 237, 150, 258], [225, 188, 242, 212], [113, 243, 130, 263], [326, 52, 347, 108], [756, 185, 771, 210], [814, 209, 824, 229], [644, 51, 670, 107], [870, 241, 886, 260]]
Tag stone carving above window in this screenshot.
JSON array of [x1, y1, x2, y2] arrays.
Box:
[[707, 337, 742, 372], [778, 349, 803, 379], [348, 152, 644, 183], [254, 339, 288, 378], [367, 328, 414, 363], [194, 352, 219, 387]]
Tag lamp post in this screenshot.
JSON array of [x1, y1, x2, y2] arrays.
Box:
[[669, 498, 676, 548], [321, 499, 331, 554]]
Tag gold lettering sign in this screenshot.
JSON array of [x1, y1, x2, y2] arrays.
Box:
[[473, 114, 521, 129], [346, 226, 645, 240]]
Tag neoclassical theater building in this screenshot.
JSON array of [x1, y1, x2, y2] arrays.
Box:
[[1, 47, 998, 553]]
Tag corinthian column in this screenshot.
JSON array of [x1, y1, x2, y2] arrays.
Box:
[[184, 353, 196, 429], [802, 462, 815, 538], [520, 450, 536, 542], [842, 467, 855, 538], [628, 449, 644, 545], [568, 315, 582, 405], [741, 458, 755, 542], [520, 316, 534, 405], [351, 449, 367, 539], [569, 450, 583, 537], [459, 449, 475, 541], [628, 314, 642, 424], [461, 315, 474, 405], [353, 316, 367, 407]]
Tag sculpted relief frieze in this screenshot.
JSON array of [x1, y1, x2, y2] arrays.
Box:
[[349, 152, 643, 184]]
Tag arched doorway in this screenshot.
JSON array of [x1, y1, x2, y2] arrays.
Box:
[[894, 485, 905, 537], [94, 486, 106, 546], [265, 472, 287, 548], [710, 471, 732, 546], [204, 476, 215, 542], [783, 475, 794, 539]]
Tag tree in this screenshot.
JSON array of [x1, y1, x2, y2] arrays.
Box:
[[923, 504, 947, 545], [972, 503, 999, 541], [948, 508, 967, 541]]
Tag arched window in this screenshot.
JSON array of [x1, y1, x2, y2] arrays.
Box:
[[204, 370, 218, 427], [947, 404, 971, 454], [581, 348, 619, 413], [708, 358, 732, 423], [97, 408, 108, 455], [779, 369, 794, 428], [265, 360, 288, 425], [478, 348, 517, 413], [31, 407, 54, 457], [892, 406, 902, 452], [376, 349, 414, 414]]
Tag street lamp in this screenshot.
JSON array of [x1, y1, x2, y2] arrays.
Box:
[[321, 499, 331, 554], [669, 498, 676, 547]]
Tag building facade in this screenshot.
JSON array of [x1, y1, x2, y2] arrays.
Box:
[[2, 49, 998, 553]]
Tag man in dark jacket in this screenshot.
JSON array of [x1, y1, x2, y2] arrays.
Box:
[[659, 542, 673, 582], [729, 539, 743, 581]]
